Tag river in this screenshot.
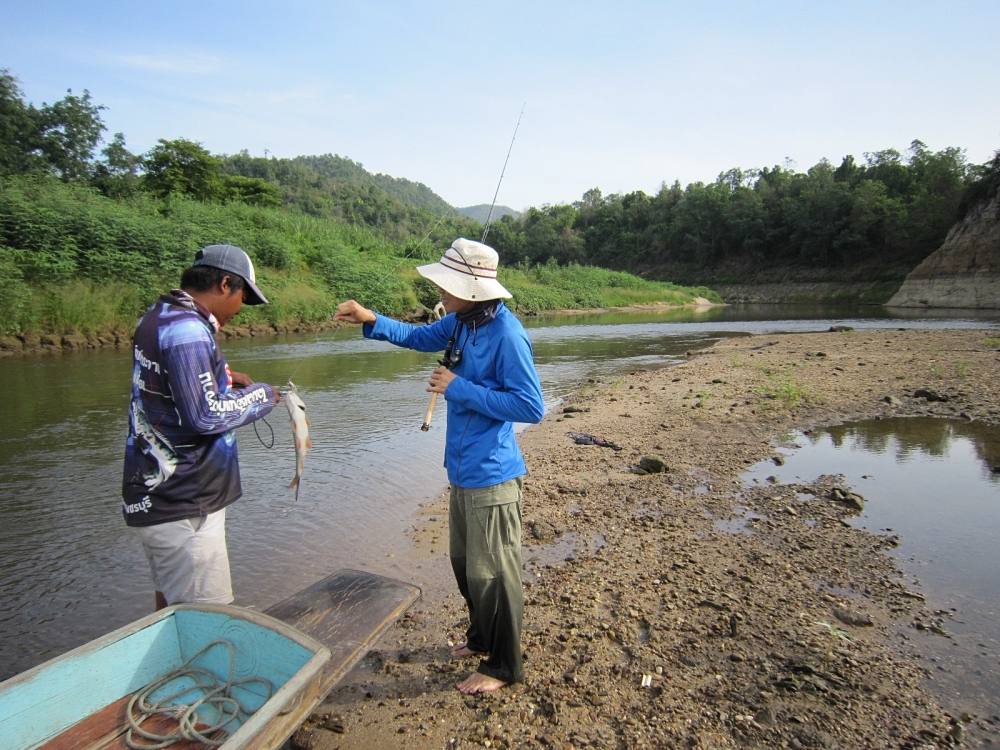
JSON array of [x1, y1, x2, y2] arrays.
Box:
[[1, 304, 997, 679]]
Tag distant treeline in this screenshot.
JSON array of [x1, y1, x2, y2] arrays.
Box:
[[484, 142, 996, 284], [0, 69, 714, 337], [2, 65, 997, 338]]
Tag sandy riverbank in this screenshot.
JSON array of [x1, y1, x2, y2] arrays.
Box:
[[294, 328, 999, 750], [533, 298, 721, 317]]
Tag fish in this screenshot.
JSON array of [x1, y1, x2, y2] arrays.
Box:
[[130, 400, 178, 489], [284, 380, 312, 500]]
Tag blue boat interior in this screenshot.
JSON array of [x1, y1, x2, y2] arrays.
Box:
[[0, 608, 317, 749]]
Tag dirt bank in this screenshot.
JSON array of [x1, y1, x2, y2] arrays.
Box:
[[0, 302, 721, 357], [0, 319, 350, 357], [296, 328, 1000, 750]]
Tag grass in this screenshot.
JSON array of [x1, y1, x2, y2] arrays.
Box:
[[501, 261, 721, 313], [754, 369, 811, 409], [1, 279, 148, 336], [0, 175, 722, 337]]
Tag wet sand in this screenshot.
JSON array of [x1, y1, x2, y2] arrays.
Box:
[[295, 328, 1000, 749]]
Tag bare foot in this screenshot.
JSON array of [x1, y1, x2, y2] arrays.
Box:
[[457, 672, 507, 694], [450, 642, 477, 658]]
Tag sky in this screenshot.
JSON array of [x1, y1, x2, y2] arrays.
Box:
[[3, 1, 999, 210]]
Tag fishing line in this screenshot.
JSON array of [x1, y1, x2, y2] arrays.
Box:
[[252, 417, 275, 449], [403, 212, 449, 259], [251, 380, 294, 449]]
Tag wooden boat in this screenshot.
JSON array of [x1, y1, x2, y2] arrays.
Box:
[[0, 604, 331, 749], [0, 570, 421, 749]]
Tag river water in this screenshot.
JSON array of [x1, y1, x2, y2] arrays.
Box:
[[1, 304, 997, 680]]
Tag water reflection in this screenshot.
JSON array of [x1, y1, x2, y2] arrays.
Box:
[[818, 419, 1000, 475], [524, 302, 1000, 332], [744, 417, 1000, 724]]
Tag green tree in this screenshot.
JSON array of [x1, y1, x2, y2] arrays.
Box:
[[0, 70, 41, 174], [221, 174, 282, 207], [143, 138, 223, 200], [92, 132, 141, 198], [36, 89, 106, 180], [904, 141, 969, 253]]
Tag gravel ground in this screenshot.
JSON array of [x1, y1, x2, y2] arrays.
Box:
[[292, 328, 1000, 750]]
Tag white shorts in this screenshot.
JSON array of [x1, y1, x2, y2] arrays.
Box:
[[137, 508, 234, 605]]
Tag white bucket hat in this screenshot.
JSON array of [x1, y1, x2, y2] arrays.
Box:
[[416, 238, 512, 301]]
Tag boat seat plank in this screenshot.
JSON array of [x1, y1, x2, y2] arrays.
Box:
[[264, 569, 421, 695], [36, 694, 130, 750], [37, 693, 221, 750]]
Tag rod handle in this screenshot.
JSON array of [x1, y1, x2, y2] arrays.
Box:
[[421, 392, 439, 431]]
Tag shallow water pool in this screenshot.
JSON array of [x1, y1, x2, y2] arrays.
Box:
[[744, 417, 1000, 732]]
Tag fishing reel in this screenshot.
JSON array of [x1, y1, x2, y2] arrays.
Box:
[[439, 341, 462, 370]]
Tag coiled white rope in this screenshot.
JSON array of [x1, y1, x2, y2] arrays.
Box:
[[124, 639, 273, 749]]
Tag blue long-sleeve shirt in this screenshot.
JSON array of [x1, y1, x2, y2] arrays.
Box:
[[122, 291, 275, 526], [364, 302, 544, 489]]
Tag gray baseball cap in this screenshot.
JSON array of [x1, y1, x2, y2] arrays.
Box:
[[193, 244, 269, 305]]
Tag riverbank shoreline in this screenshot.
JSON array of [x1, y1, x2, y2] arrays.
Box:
[[528, 297, 722, 317], [0, 299, 725, 357], [0, 319, 348, 357], [298, 328, 1000, 749]]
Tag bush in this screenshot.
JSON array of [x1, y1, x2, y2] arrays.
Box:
[[0, 251, 34, 335], [315, 256, 416, 316]]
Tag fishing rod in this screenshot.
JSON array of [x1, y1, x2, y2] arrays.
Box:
[[481, 103, 525, 244], [406, 103, 526, 257]]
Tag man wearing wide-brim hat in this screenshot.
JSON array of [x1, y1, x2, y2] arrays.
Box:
[[336, 237, 544, 693]]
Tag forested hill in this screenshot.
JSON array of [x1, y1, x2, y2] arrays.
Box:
[[371, 172, 456, 215], [457, 204, 521, 223], [221, 152, 467, 241]]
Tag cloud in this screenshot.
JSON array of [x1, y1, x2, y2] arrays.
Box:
[[208, 84, 328, 108], [115, 53, 224, 75]]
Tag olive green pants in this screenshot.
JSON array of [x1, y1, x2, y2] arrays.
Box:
[[449, 477, 524, 684]]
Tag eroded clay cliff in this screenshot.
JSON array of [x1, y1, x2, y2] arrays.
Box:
[[887, 190, 1000, 309]]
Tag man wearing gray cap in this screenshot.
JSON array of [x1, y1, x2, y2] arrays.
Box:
[[123, 244, 280, 610]]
